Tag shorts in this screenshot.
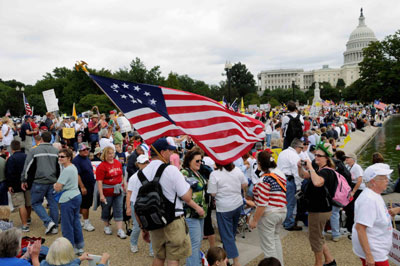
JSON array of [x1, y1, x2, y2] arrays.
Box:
[[360, 258, 389, 266], [11, 191, 32, 208], [308, 211, 331, 252], [150, 216, 191, 261], [100, 194, 123, 222], [80, 189, 94, 209]]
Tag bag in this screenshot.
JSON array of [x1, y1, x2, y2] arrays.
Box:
[[134, 164, 180, 231], [322, 168, 351, 207], [286, 114, 303, 140], [53, 190, 65, 203], [261, 173, 286, 192]]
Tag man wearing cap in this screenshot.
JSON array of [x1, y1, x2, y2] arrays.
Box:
[[352, 165, 394, 266], [344, 152, 364, 234], [72, 143, 96, 232], [20, 116, 35, 153], [281, 101, 304, 150], [129, 138, 204, 265], [44, 112, 56, 136], [21, 131, 60, 235], [88, 114, 101, 152], [127, 143, 148, 179]]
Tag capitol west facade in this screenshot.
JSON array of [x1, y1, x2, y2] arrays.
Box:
[[257, 9, 378, 93]]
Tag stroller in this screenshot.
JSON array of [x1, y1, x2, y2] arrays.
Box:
[[236, 199, 254, 239]]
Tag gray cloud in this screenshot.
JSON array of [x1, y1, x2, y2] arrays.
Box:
[[0, 0, 399, 86]]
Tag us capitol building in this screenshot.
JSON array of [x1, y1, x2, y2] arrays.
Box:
[[257, 9, 377, 94]]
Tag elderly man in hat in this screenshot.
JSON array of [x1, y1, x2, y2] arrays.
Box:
[[72, 143, 96, 232], [87, 114, 101, 152], [344, 152, 364, 236]]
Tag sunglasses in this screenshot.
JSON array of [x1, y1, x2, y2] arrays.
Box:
[[58, 155, 67, 158], [195, 159, 202, 163], [315, 154, 327, 158]]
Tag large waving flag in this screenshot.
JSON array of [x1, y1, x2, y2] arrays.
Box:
[[23, 93, 32, 116], [88, 74, 265, 164], [374, 100, 386, 110]]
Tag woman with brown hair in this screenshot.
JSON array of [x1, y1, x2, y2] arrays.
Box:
[[297, 143, 337, 266], [249, 151, 286, 265], [208, 162, 247, 266]]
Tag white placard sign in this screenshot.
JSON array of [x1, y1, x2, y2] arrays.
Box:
[[389, 229, 400, 265], [42, 89, 59, 112]]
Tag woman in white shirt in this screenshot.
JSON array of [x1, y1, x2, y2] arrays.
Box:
[[208, 162, 247, 266], [1, 117, 15, 152]]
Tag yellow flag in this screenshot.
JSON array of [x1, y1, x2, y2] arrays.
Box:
[[316, 102, 321, 107], [240, 98, 245, 114], [72, 103, 77, 120]]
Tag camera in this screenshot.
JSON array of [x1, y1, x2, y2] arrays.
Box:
[[301, 160, 307, 166]]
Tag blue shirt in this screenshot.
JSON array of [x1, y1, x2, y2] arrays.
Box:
[[40, 258, 104, 266], [72, 155, 95, 189], [0, 257, 32, 266]]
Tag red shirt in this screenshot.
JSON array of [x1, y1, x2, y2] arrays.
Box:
[[88, 121, 100, 134], [303, 119, 311, 132], [96, 159, 123, 196]]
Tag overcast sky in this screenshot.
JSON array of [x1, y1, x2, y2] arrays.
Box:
[[1, 0, 399, 87]]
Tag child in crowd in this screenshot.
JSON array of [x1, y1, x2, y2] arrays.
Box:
[[207, 247, 228, 266]]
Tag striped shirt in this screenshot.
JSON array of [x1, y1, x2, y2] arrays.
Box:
[[253, 171, 287, 212]]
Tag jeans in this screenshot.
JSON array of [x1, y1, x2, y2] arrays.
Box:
[[265, 134, 272, 148], [30, 183, 58, 228], [130, 203, 153, 253], [101, 194, 123, 221], [330, 206, 341, 238], [186, 218, 204, 266], [89, 133, 99, 152], [283, 179, 296, 229], [0, 181, 8, 205], [216, 205, 242, 259], [60, 195, 84, 249], [258, 211, 286, 266]]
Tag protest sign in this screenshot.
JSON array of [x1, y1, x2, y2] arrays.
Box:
[[42, 89, 59, 112], [389, 229, 400, 265]]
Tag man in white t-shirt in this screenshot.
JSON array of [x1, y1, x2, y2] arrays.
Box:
[[344, 152, 364, 235], [352, 164, 393, 265], [281, 101, 304, 150], [128, 138, 204, 266]]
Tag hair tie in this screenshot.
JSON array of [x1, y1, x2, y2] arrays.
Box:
[[270, 157, 274, 162]]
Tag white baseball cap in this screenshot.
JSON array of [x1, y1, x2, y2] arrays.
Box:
[[363, 164, 393, 182], [137, 155, 150, 164]]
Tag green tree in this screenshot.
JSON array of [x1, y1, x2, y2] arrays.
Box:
[[358, 30, 400, 103], [229, 62, 256, 100]]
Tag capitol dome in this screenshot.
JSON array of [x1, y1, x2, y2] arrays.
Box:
[[343, 8, 377, 66]]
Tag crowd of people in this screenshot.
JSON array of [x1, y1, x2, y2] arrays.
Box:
[[0, 101, 398, 266]]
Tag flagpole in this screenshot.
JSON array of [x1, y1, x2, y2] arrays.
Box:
[[75, 61, 124, 115]]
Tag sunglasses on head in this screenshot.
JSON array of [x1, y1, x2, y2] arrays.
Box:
[[315, 154, 327, 158]]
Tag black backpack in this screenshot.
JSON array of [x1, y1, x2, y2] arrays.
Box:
[[134, 164, 180, 231], [286, 114, 303, 140]]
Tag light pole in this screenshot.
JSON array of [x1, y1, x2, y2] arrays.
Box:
[[225, 61, 233, 107], [291, 78, 295, 101], [339, 89, 342, 101], [16, 86, 25, 116]]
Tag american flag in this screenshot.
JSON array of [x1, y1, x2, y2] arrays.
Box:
[[23, 93, 32, 116], [89, 74, 265, 164], [374, 100, 386, 110]]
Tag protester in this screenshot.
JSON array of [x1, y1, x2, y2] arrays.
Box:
[[352, 164, 395, 266], [5, 140, 31, 231], [208, 161, 247, 266], [127, 144, 147, 178], [21, 131, 59, 235], [249, 151, 286, 265], [0, 153, 6, 206], [126, 154, 153, 255], [277, 138, 303, 231], [1, 116, 15, 152], [40, 237, 110, 266], [72, 143, 96, 232], [96, 146, 126, 238], [207, 247, 228, 266], [181, 149, 208, 266], [297, 142, 337, 266], [258, 257, 282, 266], [0, 228, 41, 266], [88, 114, 101, 152], [129, 138, 203, 266], [281, 101, 304, 150], [54, 148, 84, 254]]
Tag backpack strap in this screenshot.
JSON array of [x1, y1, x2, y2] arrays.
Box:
[[137, 170, 149, 186], [153, 163, 169, 183], [262, 173, 287, 192]]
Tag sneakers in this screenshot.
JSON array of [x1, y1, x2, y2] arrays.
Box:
[[50, 227, 58, 234], [117, 229, 127, 239], [104, 226, 112, 235], [149, 250, 154, 257], [21, 225, 30, 232], [27, 218, 31, 225], [285, 225, 302, 231], [332, 237, 340, 242], [74, 248, 84, 256], [83, 221, 95, 232], [45, 221, 56, 235], [323, 259, 337, 266], [130, 245, 138, 253]]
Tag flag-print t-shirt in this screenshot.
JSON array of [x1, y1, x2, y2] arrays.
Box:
[[253, 169, 287, 212], [96, 159, 123, 197]]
